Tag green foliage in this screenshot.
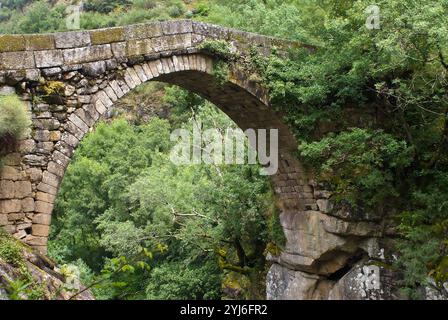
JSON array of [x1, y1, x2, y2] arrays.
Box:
[[0, 233, 46, 300], [146, 261, 221, 299], [49, 84, 279, 299], [49, 117, 171, 271], [300, 128, 412, 209], [0, 1, 66, 34], [198, 40, 234, 60], [84, 0, 132, 14], [198, 40, 235, 85], [0, 94, 31, 156], [0, 232, 25, 267], [0, 94, 31, 140], [192, 2, 210, 17]]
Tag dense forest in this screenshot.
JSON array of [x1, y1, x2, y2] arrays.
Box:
[[0, 0, 447, 300]]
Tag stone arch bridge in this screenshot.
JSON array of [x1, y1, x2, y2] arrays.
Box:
[[0, 20, 393, 299]]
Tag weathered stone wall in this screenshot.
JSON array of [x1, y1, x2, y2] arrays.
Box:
[[0, 19, 405, 300]]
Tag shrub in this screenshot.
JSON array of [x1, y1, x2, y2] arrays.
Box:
[[0, 94, 31, 155], [198, 40, 235, 60]]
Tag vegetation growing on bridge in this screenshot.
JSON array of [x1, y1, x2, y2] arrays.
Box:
[[0, 94, 31, 160]]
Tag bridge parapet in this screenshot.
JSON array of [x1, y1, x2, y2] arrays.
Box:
[[0, 19, 304, 83]]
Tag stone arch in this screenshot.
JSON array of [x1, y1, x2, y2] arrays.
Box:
[[0, 20, 387, 299], [4, 52, 313, 251]]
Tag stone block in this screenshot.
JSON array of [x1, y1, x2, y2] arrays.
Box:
[[82, 61, 106, 77], [55, 31, 90, 49], [0, 85, 15, 95], [141, 63, 153, 79], [17, 222, 32, 230], [26, 69, 41, 81], [35, 191, 55, 203], [193, 21, 230, 39], [123, 72, 137, 89], [32, 224, 50, 237], [8, 213, 25, 221], [35, 201, 54, 215], [151, 34, 192, 53], [13, 229, 27, 239], [127, 68, 142, 86], [160, 57, 175, 73], [62, 44, 112, 65], [95, 90, 113, 108], [26, 235, 48, 246], [0, 213, 8, 226], [22, 198, 35, 213], [42, 67, 62, 77], [34, 50, 63, 68], [0, 51, 35, 69], [42, 171, 60, 188], [36, 182, 58, 195], [65, 121, 85, 140], [161, 20, 193, 35], [33, 213, 52, 226], [133, 65, 148, 82], [64, 84, 76, 96], [47, 162, 65, 178], [34, 130, 51, 142], [90, 27, 125, 45], [0, 35, 26, 52], [126, 39, 155, 56], [36, 141, 54, 154], [109, 80, 124, 98], [0, 166, 21, 181], [147, 61, 160, 77], [35, 119, 61, 131], [26, 168, 43, 182], [68, 113, 89, 133], [49, 130, 61, 142], [111, 42, 126, 58], [104, 86, 118, 102], [83, 103, 100, 121], [14, 181, 32, 199], [24, 34, 55, 50], [124, 23, 163, 40]]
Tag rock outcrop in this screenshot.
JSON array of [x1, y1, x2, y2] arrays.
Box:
[[0, 232, 93, 300]]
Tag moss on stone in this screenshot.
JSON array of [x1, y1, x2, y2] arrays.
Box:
[[0, 35, 26, 53], [90, 28, 125, 45], [0, 231, 26, 267], [41, 81, 65, 96], [24, 35, 55, 51]]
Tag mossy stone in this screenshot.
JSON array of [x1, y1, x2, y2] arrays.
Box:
[[24, 35, 55, 50], [0, 35, 26, 53], [90, 27, 125, 45]]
